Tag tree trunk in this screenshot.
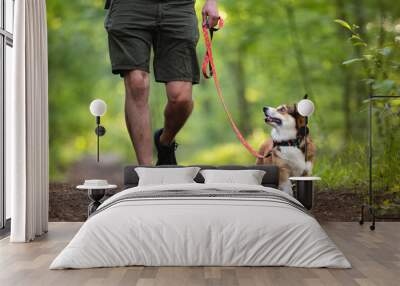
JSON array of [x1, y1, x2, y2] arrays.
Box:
[[375, 0, 387, 138], [352, 0, 368, 107], [335, 0, 353, 140], [285, 4, 313, 98], [233, 46, 251, 137]]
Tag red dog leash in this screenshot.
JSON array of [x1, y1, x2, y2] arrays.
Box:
[[202, 19, 265, 159]]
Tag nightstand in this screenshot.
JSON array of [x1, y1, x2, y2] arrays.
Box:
[[289, 177, 321, 210], [77, 180, 117, 217]]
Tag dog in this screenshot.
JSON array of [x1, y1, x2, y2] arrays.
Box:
[[256, 102, 316, 196]]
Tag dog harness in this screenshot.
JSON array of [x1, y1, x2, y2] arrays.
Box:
[[263, 139, 301, 158]]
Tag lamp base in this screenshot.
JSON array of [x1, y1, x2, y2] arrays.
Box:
[[289, 176, 321, 210], [294, 180, 314, 210]]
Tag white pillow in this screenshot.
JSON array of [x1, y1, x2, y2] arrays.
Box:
[[135, 167, 201, 186], [200, 169, 266, 185]]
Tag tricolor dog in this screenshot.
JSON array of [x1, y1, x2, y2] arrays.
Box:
[[256, 103, 316, 195]]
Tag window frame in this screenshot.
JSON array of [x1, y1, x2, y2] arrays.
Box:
[[0, 0, 14, 232]]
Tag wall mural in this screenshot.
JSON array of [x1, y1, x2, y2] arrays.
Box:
[[47, 0, 400, 222]]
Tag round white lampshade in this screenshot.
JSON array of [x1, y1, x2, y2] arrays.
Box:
[[89, 99, 107, 117], [297, 99, 315, 117]]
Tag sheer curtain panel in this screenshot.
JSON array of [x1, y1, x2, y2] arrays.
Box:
[[9, 0, 49, 242]]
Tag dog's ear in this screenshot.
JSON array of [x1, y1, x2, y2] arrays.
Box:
[[288, 104, 298, 116]]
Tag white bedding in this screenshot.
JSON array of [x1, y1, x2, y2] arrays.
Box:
[[50, 183, 351, 269]]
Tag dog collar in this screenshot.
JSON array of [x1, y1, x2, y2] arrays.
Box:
[[273, 139, 300, 147]]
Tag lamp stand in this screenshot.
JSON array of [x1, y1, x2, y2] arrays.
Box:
[[96, 116, 100, 162], [94, 116, 106, 163], [304, 116, 308, 163], [359, 93, 400, 230]]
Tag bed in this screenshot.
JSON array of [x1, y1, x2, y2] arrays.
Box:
[[50, 165, 350, 269]]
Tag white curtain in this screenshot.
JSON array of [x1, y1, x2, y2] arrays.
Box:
[[8, 0, 49, 242]]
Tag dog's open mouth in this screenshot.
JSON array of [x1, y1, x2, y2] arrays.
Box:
[[265, 116, 282, 125]]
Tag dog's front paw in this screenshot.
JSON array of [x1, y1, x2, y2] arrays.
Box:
[[280, 181, 293, 196]]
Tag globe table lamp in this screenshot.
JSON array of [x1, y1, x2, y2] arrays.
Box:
[[89, 99, 107, 162]]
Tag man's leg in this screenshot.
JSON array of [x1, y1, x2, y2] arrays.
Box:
[[159, 81, 194, 145], [124, 70, 153, 165]]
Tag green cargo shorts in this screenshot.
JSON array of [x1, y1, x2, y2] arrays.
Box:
[[105, 0, 200, 84]]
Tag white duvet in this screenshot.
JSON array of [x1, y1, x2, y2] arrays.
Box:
[[50, 183, 351, 269]]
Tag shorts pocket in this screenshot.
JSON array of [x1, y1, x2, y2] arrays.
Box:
[[192, 14, 200, 44], [104, 0, 119, 31]]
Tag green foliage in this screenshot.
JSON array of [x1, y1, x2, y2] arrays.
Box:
[[316, 140, 367, 190], [334, 19, 355, 32], [48, 0, 400, 209], [336, 16, 400, 212], [182, 130, 266, 165]]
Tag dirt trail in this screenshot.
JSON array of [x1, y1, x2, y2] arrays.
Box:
[[65, 154, 126, 186], [51, 156, 371, 222], [49, 183, 363, 222]]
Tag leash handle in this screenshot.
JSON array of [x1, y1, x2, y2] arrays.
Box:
[[201, 19, 265, 159], [202, 18, 224, 78]]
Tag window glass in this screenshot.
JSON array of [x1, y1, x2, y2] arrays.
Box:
[[0, 38, 3, 227], [5, 43, 12, 220], [0, 1, 3, 30], [5, 0, 14, 33]]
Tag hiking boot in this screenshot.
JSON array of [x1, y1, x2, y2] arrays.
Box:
[[154, 128, 178, 166]]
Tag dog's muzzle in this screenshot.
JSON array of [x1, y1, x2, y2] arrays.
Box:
[[263, 108, 282, 125], [265, 116, 282, 125]]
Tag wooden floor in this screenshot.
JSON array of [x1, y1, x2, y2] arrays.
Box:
[[0, 222, 399, 286]]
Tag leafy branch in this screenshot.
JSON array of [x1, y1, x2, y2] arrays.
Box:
[[335, 18, 399, 97]]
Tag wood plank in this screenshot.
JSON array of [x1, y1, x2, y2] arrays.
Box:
[[0, 222, 399, 286]]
